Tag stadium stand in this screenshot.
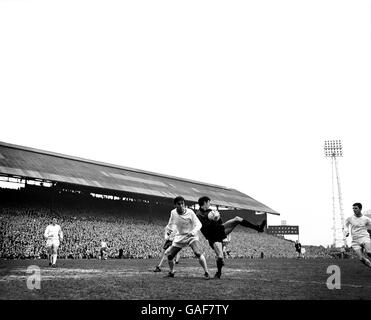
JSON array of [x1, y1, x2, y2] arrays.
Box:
[[3, 141, 318, 260]]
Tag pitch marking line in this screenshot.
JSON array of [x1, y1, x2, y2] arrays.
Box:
[[255, 277, 368, 289], [0, 266, 370, 289], [0, 267, 161, 281]]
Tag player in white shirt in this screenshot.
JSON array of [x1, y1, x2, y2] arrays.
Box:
[[100, 239, 108, 260], [164, 196, 210, 279], [343, 203, 371, 268], [44, 218, 63, 267], [364, 210, 371, 239]]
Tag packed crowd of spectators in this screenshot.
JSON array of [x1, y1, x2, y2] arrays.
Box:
[[0, 187, 335, 260], [0, 206, 166, 259], [0, 205, 332, 260]]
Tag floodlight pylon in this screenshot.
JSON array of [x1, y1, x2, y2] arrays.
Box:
[[324, 140, 346, 247]]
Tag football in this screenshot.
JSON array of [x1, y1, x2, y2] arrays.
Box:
[[208, 210, 220, 221]]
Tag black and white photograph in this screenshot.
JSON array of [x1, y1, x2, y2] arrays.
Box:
[[0, 0, 370, 315]]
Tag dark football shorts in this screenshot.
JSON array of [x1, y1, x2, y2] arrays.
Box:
[[163, 239, 173, 250], [207, 225, 227, 249]]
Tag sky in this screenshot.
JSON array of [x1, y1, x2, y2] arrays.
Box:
[[1, 0, 370, 246]]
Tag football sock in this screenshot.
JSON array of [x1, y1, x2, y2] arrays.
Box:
[[168, 259, 174, 272], [198, 254, 208, 274], [216, 258, 224, 273], [158, 255, 166, 268], [52, 254, 57, 264]]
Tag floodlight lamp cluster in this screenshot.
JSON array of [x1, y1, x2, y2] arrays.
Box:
[[324, 140, 343, 157]]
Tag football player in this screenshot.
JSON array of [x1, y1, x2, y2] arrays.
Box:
[[164, 196, 210, 279], [196, 196, 266, 278], [364, 210, 371, 239], [44, 217, 63, 267], [295, 240, 302, 258], [343, 203, 371, 268], [100, 238, 108, 260]]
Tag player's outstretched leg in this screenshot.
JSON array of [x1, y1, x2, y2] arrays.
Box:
[[190, 241, 210, 280], [354, 248, 371, 268], [154, 254, 166, 272], [363, 243, 371, 264], [239, 217, 266, 232], [166, 246, 181, 277], [223, 217, 266, 235], [198, 254, 210, 280]]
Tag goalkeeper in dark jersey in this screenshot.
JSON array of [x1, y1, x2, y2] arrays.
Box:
[[196, 196, 266, 279]]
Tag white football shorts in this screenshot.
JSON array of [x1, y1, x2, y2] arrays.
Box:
[[172, 235, 199, 248], [351, 236, 371, 251], [46, 239, 60, 248]]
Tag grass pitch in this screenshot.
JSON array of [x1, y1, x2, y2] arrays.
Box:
[[0, 258, 370, 300]]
